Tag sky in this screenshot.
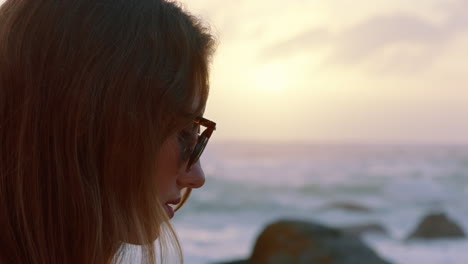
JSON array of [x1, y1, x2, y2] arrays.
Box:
[[181, 0, 468, 144], [0, 0, 466, 144]]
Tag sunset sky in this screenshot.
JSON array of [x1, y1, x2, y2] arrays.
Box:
[[1, 0, 466, 144], [182, 0, 468, 144]]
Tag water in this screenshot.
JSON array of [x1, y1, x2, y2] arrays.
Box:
[[172, 142, 468, 264]]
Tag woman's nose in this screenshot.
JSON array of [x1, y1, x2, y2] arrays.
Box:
[[177, 161, 205, 189]]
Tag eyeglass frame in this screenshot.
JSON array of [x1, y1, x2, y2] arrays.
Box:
[[186, 116, 216, 170]]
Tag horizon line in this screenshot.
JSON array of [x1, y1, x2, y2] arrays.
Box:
[[210, 138, 468, 147]]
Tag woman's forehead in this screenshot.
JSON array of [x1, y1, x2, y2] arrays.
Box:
[[190, 93, 200, 112], [190, 86, 206, 116]]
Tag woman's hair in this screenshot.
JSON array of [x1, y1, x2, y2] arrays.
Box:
[[0, 0, 215, 263]]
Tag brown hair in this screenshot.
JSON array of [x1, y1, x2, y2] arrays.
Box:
[[0, 0, 215, 263]]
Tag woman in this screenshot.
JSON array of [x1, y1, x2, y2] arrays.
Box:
[[0, 0, 216, 263]]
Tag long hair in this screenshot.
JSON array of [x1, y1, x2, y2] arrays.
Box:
[[0, 0, 215, 263]]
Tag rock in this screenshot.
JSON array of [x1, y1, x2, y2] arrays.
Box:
[[216, 260, 249, 264], [322, 201, 372, 213], [406, 212, 466, 240], [248, 219, 391, 264], [338, 223, 388, 236]]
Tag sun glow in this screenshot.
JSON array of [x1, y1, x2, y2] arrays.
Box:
[[252, 63, 290, 92], [194, 0, 468, 144]]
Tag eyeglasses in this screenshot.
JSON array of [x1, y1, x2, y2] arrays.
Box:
[[186, 116, 216, 170]]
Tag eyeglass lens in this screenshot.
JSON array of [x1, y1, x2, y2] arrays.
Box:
[[187, 133, 209, 169]]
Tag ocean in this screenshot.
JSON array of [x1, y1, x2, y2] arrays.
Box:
[[172, 142, 468, 264]]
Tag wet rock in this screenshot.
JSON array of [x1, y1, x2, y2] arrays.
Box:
[[248, 219, 391, 264], [406, 212, 466, 240], [338, 223, 388, 236], [216, 260, 248, 264], [322, 201, 372, 213]]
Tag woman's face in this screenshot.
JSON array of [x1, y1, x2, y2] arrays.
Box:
[[155, 113, 206, 219], [156, 133, 205, 219]]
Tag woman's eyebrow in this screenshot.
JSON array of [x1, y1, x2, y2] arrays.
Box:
[[184, 110, 203, 119]]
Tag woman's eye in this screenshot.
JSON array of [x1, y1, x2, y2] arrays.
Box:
[[178, 128, 197, 161]]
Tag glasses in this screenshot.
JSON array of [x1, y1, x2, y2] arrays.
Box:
[[186, 116, 216, 170]]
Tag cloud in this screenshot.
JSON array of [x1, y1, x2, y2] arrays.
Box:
[[261, 0, 468, 73], [330, 13, 445, 64], [440, 0, 468, 33], [259, 28, 331, 61]]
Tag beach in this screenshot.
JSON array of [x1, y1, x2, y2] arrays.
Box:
[[173, 141, 468, 264]]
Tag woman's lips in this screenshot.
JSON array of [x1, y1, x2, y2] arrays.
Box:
[[164, 197, 181, 219], [164, 204, 175, 219]]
